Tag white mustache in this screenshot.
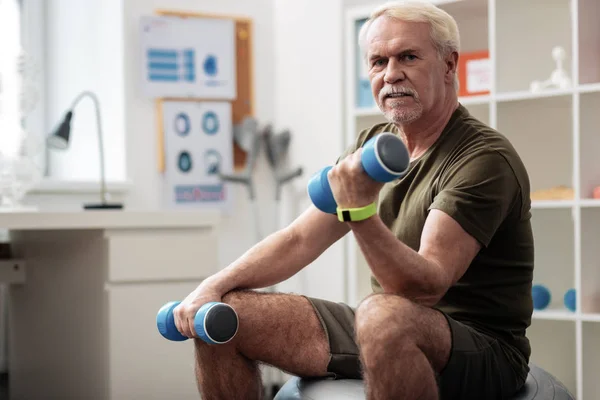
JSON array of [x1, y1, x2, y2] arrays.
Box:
[[379, 86, 418, 101]]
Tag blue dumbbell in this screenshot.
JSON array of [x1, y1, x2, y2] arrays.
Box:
[[156, 301, 239, 344], [307, 132, 410, 214]]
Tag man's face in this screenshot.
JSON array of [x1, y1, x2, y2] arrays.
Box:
[[365, 17, 454, 125]]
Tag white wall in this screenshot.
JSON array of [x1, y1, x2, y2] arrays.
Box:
[[273, 0, 346, 302], [22, 0, 350, 304]]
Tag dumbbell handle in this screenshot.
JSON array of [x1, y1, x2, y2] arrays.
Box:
[[308, 132, 409, 214], [156, 301, 239, 344]]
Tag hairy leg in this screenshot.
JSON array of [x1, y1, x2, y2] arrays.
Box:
[[194, 289, 331, 400], [355, 294, 451, 400]]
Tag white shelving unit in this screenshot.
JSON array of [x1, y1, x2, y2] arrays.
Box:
[[343, 0, 600, 398]]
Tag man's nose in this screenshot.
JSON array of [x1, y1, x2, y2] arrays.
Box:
[[384, 58, 405, 84]]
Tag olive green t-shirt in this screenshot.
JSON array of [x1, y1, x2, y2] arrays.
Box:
[[341, 104, 534, 373]]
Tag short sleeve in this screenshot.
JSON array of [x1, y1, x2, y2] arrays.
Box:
[[428, 150, 521, 247]]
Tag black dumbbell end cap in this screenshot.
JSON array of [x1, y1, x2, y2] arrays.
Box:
[[376, 133, 410, 173], [205, 304, 239, 343]]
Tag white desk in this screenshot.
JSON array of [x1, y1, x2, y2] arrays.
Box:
[[1, 210, 220, 400]]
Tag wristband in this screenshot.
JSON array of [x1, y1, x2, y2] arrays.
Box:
[[336, 202, 377, 222]]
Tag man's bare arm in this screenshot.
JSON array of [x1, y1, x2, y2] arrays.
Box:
[[202, 205, 350, 294]]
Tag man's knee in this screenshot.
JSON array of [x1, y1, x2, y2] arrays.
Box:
[[222, 288, 256, 308], [355, 294, 419, 351]]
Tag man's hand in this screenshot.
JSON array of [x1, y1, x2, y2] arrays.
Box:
[[173, 282, 223, 338], [327, 148, 384, 209]]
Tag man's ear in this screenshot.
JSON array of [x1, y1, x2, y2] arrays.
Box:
[[445, 51, 459, 84]]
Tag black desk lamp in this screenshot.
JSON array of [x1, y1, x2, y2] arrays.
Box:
[[47, 90, 123, 210]]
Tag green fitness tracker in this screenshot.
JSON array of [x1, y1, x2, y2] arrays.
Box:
[[336, 202, 377, 222]]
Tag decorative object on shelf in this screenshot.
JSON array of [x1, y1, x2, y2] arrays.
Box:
[[457, 50, 490, 97], [530, 185, 573, 201], [592, 186, 600, 199], [46, 90, 124, 210], [532, 284, 551, 310], [529, 46, 572, 92], [0, 129, 44, 212], [0, 47, 43, 212], [532, 285, 577, 313], [564, 288, 576, 312]]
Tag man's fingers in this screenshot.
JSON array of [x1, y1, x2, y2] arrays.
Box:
[[174, 304, 194, 337]]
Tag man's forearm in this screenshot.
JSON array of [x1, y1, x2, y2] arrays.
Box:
[[349, 216, 446, 305], [200, 227, 309, 294]]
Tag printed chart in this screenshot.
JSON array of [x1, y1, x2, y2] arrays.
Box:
[[140, 15, 236, 99], [162, 100, 234, 210]]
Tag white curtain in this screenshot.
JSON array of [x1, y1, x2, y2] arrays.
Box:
[[0, 0, 22, 159], [0, 0, 20, 373]]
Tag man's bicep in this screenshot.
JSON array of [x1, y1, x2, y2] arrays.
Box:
[[288, 205, 350, 255], [419, 209, 482, 288], [429, 151, 521, 247]]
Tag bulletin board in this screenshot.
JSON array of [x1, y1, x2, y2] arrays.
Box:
[[153, 9, 254, 171]]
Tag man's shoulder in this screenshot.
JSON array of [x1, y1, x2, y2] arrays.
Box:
[[439, 105, 531, 204], [450, 106, 528, 175]]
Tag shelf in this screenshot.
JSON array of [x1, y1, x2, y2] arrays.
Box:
[[580, 199, 600, 208], [353, 86, 599, 116], [531, 200, 574, 209], [344, 0, 600, 396], [459, 95, 490, 105], [495, 88, 573, 103], [579, 83, 600, 94], [532, 309, 576, 321], [353, 95, 490, 118], [581, 313, 600, 322]]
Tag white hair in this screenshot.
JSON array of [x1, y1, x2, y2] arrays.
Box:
[[358, 1, 461, 88]]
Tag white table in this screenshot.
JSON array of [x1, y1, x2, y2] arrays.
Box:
[[0, 210, 220, 399]]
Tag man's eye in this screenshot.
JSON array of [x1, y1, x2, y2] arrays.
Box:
[[372, 59, 386, 67], [403, 54, 417, 61]]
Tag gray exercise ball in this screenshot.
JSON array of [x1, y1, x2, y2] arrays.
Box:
[[274, 364, 574, 400]]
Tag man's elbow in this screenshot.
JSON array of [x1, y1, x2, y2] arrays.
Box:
[[388, 265, 452, 307]]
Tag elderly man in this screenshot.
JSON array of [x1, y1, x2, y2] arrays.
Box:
[[173, 1, 534, 399]]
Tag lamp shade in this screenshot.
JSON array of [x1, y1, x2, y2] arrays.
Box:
[[46, 111, 73, 150]]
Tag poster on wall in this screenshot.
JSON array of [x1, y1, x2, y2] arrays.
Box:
[[162, 100, 234, 211], [139, 15, 236, 99]]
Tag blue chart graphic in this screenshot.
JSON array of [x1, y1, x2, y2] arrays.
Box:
[[202, 111, 219, 135], [147, 48, 195, 82], [203, 55, 218, 76]]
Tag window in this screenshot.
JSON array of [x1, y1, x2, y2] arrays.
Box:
[[0, 0, 22, 158], [0, 0, 46, 172]]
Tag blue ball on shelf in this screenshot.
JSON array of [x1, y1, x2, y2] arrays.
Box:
[[564, 288, 576, 312], [532, 284, 551, 310]]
